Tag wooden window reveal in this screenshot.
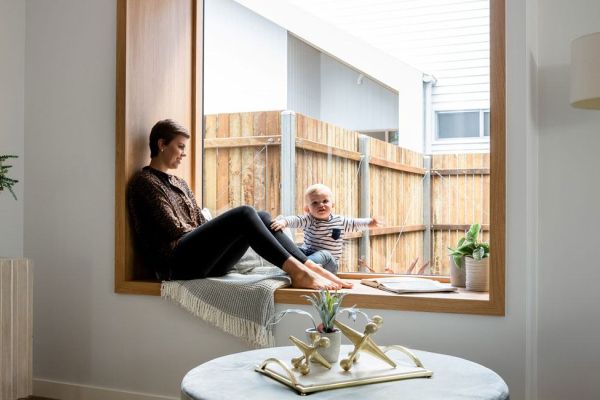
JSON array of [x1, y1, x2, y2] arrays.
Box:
[[115, 0, 505, 316], [115, 0, 202, 294]]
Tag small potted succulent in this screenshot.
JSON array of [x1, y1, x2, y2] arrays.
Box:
[[448, 224, 490, 291], [0, 155, 19, 200], [269, 290, 348, 363]]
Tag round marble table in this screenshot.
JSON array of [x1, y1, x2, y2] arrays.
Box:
[[181, 345, 509, 399]]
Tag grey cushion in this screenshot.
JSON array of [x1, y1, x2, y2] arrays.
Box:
[[232, 247, 263, 274]]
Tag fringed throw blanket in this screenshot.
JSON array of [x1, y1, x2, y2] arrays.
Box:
[[161, 266, 291, 348]]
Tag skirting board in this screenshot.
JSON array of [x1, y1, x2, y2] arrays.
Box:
[[34, 379, 178, 400]]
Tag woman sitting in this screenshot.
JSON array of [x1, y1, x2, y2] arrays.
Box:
[[127, 119, 352, 290]]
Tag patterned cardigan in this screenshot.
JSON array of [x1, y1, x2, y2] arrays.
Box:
[[127, 166, 206, 275]]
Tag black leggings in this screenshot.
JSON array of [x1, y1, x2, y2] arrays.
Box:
[[170, 205, 308, 280]]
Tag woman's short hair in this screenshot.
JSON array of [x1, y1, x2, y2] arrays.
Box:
[[149, 119, 190, 157]]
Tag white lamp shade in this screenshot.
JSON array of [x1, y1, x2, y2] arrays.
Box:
[[570, 32, 600, 109]]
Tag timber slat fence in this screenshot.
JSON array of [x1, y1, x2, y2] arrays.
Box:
[[430, 153, 490, 275], [203, 111, 490, 275]]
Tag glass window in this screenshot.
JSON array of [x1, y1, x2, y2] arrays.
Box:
[[437, 111, 480, 139], [115, 0, 505, 316]]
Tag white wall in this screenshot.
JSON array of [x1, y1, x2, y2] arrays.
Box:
[[287, 34, 321, 119], [524, 0, 540, 398], [204, 0, 287, 114], [537, 1, 600, 399], [320, 55, 399, 132], [288, 34, 400, 134], [21, 0, 598, 399], [397, 76, 425, 153], [0, 0, 25, 257]]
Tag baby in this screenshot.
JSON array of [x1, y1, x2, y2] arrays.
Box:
[[270, 183, 379, 273]]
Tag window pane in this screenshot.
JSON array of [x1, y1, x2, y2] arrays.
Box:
[[484, 111, 490, 136], [201, 2, 494, 281], [388, 131, 399, 145], [437, 112, 480, 139]]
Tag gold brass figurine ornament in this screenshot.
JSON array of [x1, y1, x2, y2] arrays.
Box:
[[277, 301, 398, 375], [289, 332, 332, 375], [288, 313, 423, 375], [256, 294, 431, 394], [335, 315, 396, 371]]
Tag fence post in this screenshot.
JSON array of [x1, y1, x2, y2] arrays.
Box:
[[280, 111, 296, 218], [358, 135, 370, 265], [423, 156, 432, 273]]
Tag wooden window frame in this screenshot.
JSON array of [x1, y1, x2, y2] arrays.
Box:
[[115, 0, 505, 316]]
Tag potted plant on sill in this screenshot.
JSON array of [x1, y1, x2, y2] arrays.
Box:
[[269, 290, 348, 363], [0, 155, 19, 200], [448, 224, 490, 291]]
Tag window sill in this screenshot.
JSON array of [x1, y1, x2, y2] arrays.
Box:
[[275, 273, 501, 316], [117, 274, 503, 316]]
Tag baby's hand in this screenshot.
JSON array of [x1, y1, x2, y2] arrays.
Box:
[[270, 219, 288, 231], [369, 216, 384, 228]]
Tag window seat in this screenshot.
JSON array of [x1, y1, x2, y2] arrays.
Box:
[[117, 274, 492, 315], [275, 274, 490, 315]]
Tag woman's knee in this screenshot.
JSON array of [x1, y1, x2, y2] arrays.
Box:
[[236, 205, 256, 218], [257, 210, 272, 225]]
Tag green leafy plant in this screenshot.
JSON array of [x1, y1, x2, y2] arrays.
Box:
[[304, 290, 347, 332], [448, 223, 490, 267], [0, 155, 19, 200], [269, 290, 350, 333]]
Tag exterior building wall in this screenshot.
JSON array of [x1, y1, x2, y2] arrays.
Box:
[[204, 0, 287, 114], [319, 53, 399, 132], [287, 35, 321, 119], [288, 35, 399, 132]]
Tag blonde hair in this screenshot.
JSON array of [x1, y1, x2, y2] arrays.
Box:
[[304, 183, 333, 202]]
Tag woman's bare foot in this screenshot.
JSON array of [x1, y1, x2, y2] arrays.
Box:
[[282, 258, 339, 290], [304, 260, 354, 289], [291, 269, 338, 290]]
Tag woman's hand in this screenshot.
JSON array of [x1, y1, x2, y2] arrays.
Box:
[[270, 219, 288, 231]]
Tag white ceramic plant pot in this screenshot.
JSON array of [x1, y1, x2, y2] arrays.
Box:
[[449, 255, 466, 287], [306, 328, 341, 363], [465, 257, 489, 292]]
